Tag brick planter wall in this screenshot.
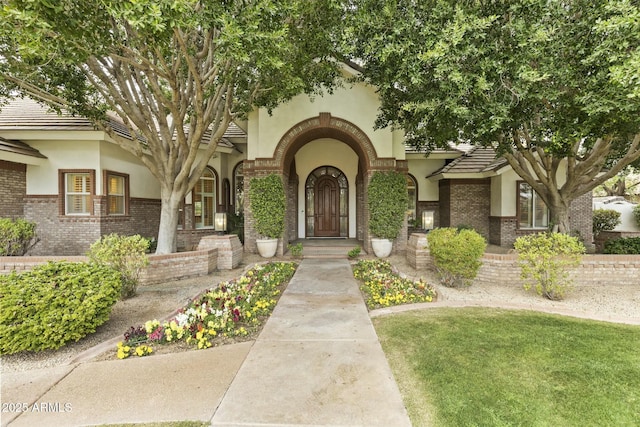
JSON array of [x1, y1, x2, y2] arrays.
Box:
[[197, 234, 243, 270], [409, 242, 640, 287], [140, 249, 218, 285], [0, 249, 219, 285], [407, 233, 433, 270]]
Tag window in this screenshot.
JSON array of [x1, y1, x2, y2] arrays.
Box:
[[234, 162, 244, 215], [194, 167, 216, 228], [60, 170, 95, 215], [518, 182, 548, 228], [106, 172, 128, 215], [407, 175, 417, 224]]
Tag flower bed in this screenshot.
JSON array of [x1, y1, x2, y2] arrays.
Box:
[[115, 262, 297, 358], [352, 259, 436, 309]]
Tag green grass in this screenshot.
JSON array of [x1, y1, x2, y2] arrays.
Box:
[[374, 308, 640, 427]]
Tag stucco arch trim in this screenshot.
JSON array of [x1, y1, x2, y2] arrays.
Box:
[[270, 113, 406, 174]]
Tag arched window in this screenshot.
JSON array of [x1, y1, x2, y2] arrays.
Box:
[[407, 174, 417, 224], [233, 162, 244, 215], [194, 167, 216, 228]]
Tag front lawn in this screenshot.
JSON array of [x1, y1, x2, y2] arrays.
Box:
[[374, 308, 640, 426]]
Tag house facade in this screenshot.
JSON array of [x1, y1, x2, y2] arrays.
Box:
[[0, 65, 593, 256]]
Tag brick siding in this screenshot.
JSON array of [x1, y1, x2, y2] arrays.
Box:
[[569, 192, 594, 251], [440, 179, 491, 240], [24, 196, 160, 256], [0, 160, 26, 219], [416, 201, 440, 230]]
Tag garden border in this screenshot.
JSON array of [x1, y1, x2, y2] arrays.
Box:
[[408, 233, 640, 286]]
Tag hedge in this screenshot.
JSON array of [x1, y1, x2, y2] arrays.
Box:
[[604, 237, 640, 254], [0, 262, 122, 354]]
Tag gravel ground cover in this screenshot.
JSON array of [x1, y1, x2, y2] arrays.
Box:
[[3, 252, 639, 373]]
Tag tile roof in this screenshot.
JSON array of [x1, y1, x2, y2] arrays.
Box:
[[0, 136, 46, 159], [427, 146, 508, 178], [0, 97, 245, 147]]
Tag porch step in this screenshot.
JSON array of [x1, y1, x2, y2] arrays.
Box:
[[288, 239, 366, 259]]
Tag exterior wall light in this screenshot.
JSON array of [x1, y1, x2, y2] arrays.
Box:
[[214, 212, 227, 232], [422, 210, 435, 231]]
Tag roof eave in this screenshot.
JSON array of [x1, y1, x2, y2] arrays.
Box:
[[427, 171, 499, 181], [0, 151, 47, 165]]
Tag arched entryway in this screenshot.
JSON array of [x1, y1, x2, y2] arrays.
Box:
[[305, 166, 348, 237], [243, 112, 407, 255]]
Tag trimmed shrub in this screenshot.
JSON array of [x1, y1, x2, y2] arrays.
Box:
[[634, 204, 640, 228], [514, 232, 585, 301], [367, 171, 409, 240], [592, 209, 621, 237], [0, 218, 37, 256], [0, 262, 122, 355], [249, 174, 286, 239], [427, 227, 487, 287], [604, 237, 640, 254], [87, 234, 149, 299]]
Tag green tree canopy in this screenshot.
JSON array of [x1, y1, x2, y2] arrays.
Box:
[[0, 0, 343, 253], [348, 0, 640, 233]]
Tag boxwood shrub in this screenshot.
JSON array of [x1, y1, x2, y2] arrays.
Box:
[[427, 227, 487, 287], [592, 209, 621, 237], [0, 262, 122, 355], [515, 233, 585, 300], [604, 237, 640, 254], [0, 218, 37, 256]]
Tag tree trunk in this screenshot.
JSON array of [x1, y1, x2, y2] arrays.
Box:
[[603, 178, 626, 197], [547, 200, 571, 234], [155, 189, 183, 254]]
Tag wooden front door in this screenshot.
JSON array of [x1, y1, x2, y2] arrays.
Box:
[[314, 175, 340, 237]]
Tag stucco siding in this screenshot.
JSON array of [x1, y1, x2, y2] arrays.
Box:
[[26, 140, 100, 195], [248, 83, 394, 161]]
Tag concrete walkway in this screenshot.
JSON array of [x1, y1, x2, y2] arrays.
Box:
[[211, 258, 411, 427], [2, 258, 411, 427]]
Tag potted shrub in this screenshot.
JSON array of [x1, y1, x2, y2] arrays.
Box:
[[367, 171, 409, 257], [249, 174, 286, 258]]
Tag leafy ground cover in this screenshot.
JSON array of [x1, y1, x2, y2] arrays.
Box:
[[352, 259, 436, 309], [374, 307, 640, 426], [115, 262, 297, 359]]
